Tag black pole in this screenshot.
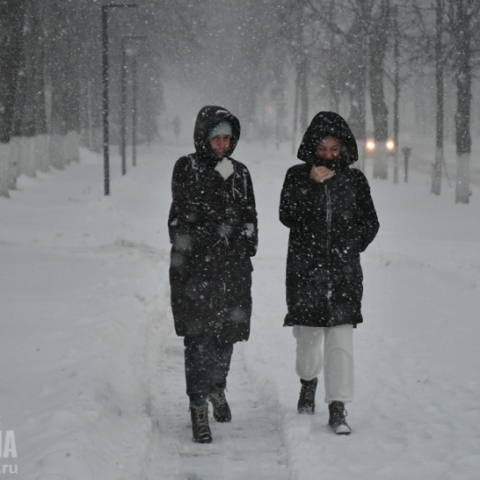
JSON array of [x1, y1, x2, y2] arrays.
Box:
[[132, 56, 138, 167], [102, 6, 110, 195], [121, 38, 127, 176], [393, 4, 400, 185], [402, 147, 411, 183], [101, 4, 137, 195], [291, 69, 299, 155], [121, 36, 145, 168]]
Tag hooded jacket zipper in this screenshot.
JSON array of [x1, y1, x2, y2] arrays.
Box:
[[324, 184, 333, 314], [221, 172, 229, 305]]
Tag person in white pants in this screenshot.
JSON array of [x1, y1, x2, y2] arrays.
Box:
[[279, 112, 379, 435], [294, 325, 354, 405]]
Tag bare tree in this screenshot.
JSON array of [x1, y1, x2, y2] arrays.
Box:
[[288, 2, 309, 136], [432, 0, 446, 195], [0, 0, 26, 196], [412, 0, 451, 195], [344, 1, 370, 146], [381, 2, 420, 184], [298, 0, 387, 169], [43, 0, 85, 169], [10, 1, 48, 177], [0, 1, 25, 143], [370, 0, 391, 179], [446, 0, 480, 203]]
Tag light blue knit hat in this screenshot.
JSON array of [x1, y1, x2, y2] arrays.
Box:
[[208, 121, 232, 139]]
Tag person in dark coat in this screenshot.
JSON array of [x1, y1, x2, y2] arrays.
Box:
[[168, 105, 258, 443], [279, 111, 379, 435]]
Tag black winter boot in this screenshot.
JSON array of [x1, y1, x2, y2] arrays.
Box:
[[328, 401, 352, 435], [297, 377, 318, 414], [190, 403, 212, 443], [209, 383, 232, 422]]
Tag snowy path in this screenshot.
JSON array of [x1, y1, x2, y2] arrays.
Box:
[[135, 243, 289, 479], [143, 322, 289, 479], [0, 145, 290, 479], [1, 139, 480, 479]]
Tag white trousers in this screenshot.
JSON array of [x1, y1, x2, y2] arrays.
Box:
[[293, 324, 354, 404]]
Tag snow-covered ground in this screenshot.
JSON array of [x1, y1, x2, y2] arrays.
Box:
[[1, 136, 479, 480]]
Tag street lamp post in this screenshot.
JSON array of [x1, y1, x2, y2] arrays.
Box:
[[102, 3, 137, 196], [120, 38, 127, 176], [120, 35, 146, 174], [402, 147, 412, 183], [131, 56, 138, 167]]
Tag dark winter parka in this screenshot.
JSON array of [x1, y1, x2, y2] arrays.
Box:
[[280, 111, 379, 328], [169, 106, 258, 343]]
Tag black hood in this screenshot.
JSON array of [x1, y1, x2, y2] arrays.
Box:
[[297, 111, 358, 167], [193, 105, 241, 161]]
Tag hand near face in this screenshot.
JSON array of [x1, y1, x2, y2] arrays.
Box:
[[310, 165, 335, 183]]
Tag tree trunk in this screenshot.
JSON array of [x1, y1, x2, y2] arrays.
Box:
[[453, 1, 472, 204], [291, 68, 300, 155], [328, 0, 340, 113], [0, 1, 25, 195], [298, 53, 309, 134], [0, 143, 11, 197], [369, 0, 390, 179], [78, 2, 103, 154], [392, 4, 400, 184], [45, 2, 81, 170], [0, 1, 25, 143], [431, 0, 444, 195], [346, 2, 370, 171], [11, 0, 47, 178]]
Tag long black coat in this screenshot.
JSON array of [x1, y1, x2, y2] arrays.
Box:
[[169, 106, 258, 343], [280, 112, 379, 328]]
